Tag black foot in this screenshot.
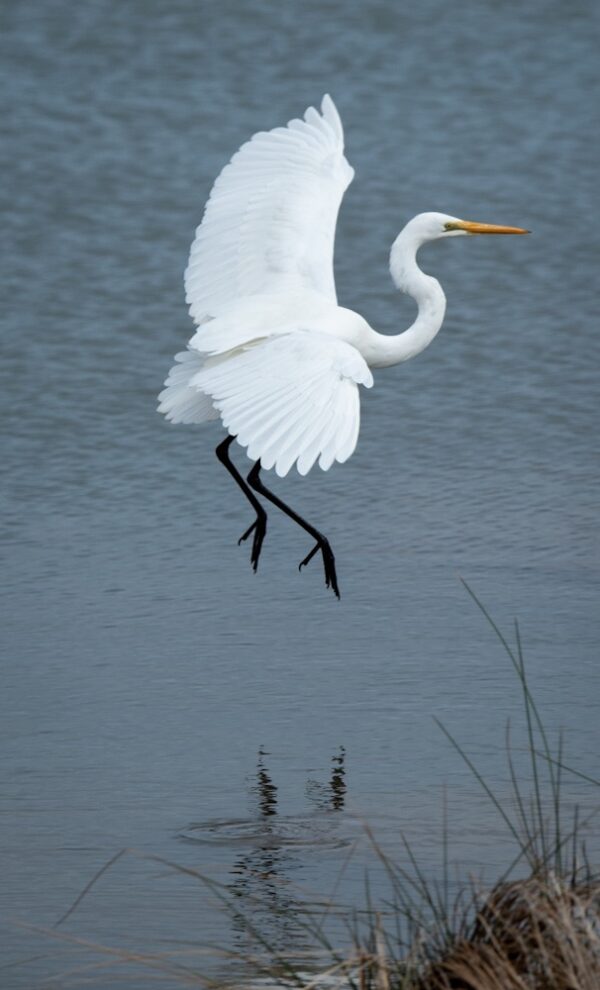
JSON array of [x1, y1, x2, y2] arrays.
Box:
[[238, 515, 267, 572], [299, 538, 340, 599]]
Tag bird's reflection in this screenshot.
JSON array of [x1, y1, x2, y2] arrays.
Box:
[[255, 745, 278, 817], [305, 745, 346, 813], [330, 746, 346, 811], [227, 746, 347, 960], [228, 748, 301, 957]]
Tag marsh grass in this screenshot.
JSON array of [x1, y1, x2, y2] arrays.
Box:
[[13, 583, 599, 988]]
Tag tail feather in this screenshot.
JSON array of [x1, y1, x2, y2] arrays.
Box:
[[157, 350, 220, 424]]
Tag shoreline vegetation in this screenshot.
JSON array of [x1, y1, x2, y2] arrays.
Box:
[[233, 584, 599, 990], [248, 583, 600, 990], [18, 584, 599, 989]]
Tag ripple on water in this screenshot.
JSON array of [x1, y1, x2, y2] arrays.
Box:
[[179, 814, 357, 850]]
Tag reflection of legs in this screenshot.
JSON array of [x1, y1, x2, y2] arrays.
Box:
[[256, 747, 278, 818], [215, 436, 267, 571], [247, 462, 340, 599], [330, 747, 346, 811]]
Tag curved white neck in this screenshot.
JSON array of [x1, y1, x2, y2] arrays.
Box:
[[365, 226, 447, 369]]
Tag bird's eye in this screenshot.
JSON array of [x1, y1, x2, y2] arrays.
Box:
[[444, 222, 457, 231]]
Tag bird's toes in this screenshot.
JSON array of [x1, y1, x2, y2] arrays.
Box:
[[298, 542, 321, 571], [298, 539, 341, 599], [238, 521, 257, 546], [240, 516, 266, 571]]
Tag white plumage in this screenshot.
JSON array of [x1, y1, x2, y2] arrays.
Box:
[[158, 349, 219, 425], [159, 95, 372, 478], [193, 331, 372, 477], [158, 95, 527, 595], [184, 94, 352, 323]]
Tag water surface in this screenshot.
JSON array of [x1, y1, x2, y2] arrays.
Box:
[[1, 1, 599, 985]]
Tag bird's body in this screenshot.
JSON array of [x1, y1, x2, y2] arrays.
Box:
[[159, 96, 527, 596]]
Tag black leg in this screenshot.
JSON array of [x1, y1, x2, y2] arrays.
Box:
[[246, 462, 340, 599], [215, 436, 267, 572]]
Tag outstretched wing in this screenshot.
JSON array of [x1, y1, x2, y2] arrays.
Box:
[[185, 95, 354, 326], [191, 331, 373, 477]]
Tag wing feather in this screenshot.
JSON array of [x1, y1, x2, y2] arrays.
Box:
[[258, 386, 331, 472], [157, 351, 220, 424], [185, 96, 354, 327], [294, 416, 331, 476], [335, 386, 360, 464], [193, 331, 373, 476], [294, 388, 356, 475], [240, 385, 321, 454], [318, 385, 351, 471], [247, 391, 326, 466]]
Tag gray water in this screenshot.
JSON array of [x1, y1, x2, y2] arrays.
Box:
[[1, 0, 599, 985]]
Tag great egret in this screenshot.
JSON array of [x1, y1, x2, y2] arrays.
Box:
[[158, 95, 528, 598]]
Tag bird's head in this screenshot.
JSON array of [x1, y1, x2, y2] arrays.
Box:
[[390, 212, 529, 297], [409, 212, 529, 244]]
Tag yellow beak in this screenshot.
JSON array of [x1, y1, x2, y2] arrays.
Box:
[[450, 220, 530, 235]]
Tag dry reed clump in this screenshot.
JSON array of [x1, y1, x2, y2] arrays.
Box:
[[347, 876, 600, 990], [412, 874, 600, 990]]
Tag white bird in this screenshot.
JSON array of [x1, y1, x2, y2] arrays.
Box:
[[158, 95, 528, 598]]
